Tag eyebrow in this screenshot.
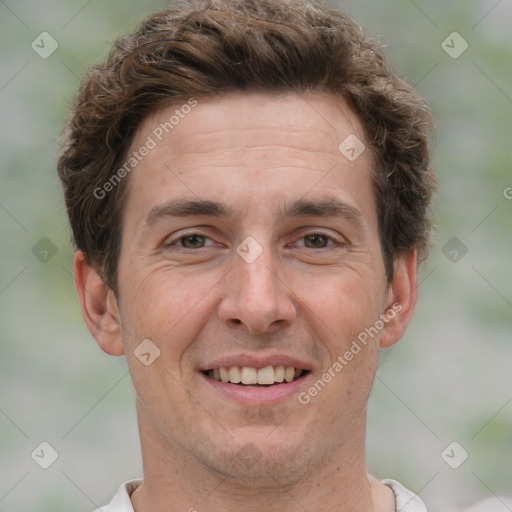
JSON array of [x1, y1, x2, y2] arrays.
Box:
[[145, 199, 235, 227], [280, 198, 362, 223], [144, 197, 363, 228]]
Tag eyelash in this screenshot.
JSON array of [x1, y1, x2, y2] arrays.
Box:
[[165, 231, 343, 250]]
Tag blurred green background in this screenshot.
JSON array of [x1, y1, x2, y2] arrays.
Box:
[[0, 1, 511, 510]]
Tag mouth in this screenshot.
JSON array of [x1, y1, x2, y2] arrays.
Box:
[[203, 365, 310, 387]]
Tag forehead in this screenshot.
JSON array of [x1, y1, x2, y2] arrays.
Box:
[[123, 92, 374, 225], [140, 91, 366, 158]]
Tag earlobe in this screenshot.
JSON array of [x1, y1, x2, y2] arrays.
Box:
[[73, 251, 125, 356], [379, 249, 418, 349]]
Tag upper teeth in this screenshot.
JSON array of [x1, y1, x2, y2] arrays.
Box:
[[209, 365, 304, 385]]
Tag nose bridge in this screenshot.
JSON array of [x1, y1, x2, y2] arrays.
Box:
[[221, 237, 295, 333], [237, 239, 280, 306], [240, 249, 278, 298]]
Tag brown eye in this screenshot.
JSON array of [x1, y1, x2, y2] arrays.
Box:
[[303, 234, 330, 248], [179, 234, 207, 248]]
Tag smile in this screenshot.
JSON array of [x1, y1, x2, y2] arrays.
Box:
[[205, 365, 308, 386]]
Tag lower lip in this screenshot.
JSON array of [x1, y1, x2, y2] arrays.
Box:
[[201, 372, 310, 405]]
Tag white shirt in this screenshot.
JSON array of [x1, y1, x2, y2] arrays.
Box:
[[92, 478, 427, 511]]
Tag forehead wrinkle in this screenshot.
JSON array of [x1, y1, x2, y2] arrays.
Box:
[[152, 147, 342, 177], [179, 125, 334, 135], [160, 118, 338, 150], [176, 164, 337, 173], [168, 146, 341, 159], [169, 134, 339, 155]]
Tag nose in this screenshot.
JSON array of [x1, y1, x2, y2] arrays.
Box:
[[218, 243, 297, 334]]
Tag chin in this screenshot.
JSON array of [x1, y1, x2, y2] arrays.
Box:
[[200, 429, 316, 485]]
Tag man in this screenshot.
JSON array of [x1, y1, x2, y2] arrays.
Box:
[[57, 0, 435, 510]]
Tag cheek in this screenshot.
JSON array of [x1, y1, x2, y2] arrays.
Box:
[[317, 273, 383, 398], [302, 267, 385, 349], [303, 273, 382, 418], [119, 265, 222, 359]]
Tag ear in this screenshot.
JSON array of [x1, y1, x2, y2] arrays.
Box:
[[379, 249, 418, 349], [73, 251, 125, 356]]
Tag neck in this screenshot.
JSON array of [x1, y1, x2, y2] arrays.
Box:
[[130, 412, 390, 512]]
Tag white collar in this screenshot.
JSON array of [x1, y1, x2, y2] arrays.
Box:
[[96, 477, 427, 512]]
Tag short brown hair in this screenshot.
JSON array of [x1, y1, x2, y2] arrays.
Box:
[[58, 0, 435, 293]]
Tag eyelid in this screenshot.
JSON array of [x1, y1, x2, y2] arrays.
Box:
[[290, 228, 346, 246], [163, 227, 346, 249], [164, 229, 219, 248]]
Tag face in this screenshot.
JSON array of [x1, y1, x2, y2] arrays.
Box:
[[81, 92, 416, 484]]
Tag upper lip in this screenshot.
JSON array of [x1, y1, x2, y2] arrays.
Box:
[[201, 353, 312, 372]]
